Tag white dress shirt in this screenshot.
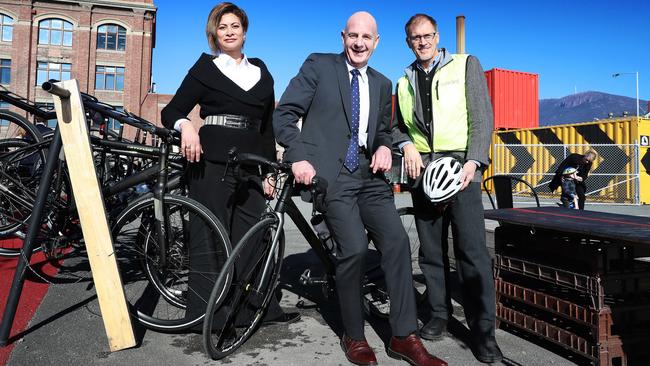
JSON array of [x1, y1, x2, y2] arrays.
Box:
[[346, 62, 369, 148], [213, 52, 261, 91], [174, 52, 261, 131]]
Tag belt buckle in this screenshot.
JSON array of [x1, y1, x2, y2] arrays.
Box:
[[224, 118, 240, 128]]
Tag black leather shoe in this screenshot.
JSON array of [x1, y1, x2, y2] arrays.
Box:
[[261, 312, 301, 326], [420, 318, 447, 341], [472, 336, 503, 364]]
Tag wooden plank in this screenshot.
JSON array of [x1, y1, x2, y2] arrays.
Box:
[[51, 80, 135, 351]]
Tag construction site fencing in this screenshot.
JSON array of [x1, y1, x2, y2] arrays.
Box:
[[490, 144, 640, 204]]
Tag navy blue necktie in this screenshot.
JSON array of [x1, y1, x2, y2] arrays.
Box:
[[344, 69, 361, 172]]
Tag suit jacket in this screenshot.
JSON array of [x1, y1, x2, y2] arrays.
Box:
[[161, 53, 276, 163], [273, 53, 393, 187]]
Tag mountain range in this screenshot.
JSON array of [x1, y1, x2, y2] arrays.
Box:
[[539, 91, 649, 126]]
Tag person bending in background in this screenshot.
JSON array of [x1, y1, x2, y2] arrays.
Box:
[[549, 149, 597, 210], [161, 2, 298, 331]]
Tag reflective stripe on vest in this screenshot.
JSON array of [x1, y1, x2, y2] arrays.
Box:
[[397, 54, 470, 153]]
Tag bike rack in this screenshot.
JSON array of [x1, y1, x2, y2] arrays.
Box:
[[0, 80, 135, 351]]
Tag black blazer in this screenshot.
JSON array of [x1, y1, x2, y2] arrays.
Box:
[[273, 53, 393, 186], [161, 53, 276, 163]]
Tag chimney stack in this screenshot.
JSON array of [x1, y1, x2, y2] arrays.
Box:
[[456, 15, 465, 54]]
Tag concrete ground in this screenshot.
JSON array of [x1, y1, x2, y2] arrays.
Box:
[[5, 193, 649, 365]]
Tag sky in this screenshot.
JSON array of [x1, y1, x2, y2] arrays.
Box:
[[152, 0, 650, 102]]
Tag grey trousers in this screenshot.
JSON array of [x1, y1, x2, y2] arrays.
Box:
[[412, 181, 496, 337]]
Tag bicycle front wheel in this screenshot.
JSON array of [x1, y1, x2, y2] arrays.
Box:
[[398, 206, 420, 275], [112, 193, 231, 331], [203, 216, 284, 360]]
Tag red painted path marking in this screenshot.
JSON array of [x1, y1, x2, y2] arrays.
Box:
[[1, 239, 60, 366]]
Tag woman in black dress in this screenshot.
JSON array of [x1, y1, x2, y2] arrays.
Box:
[[161, 2, 298, 329]]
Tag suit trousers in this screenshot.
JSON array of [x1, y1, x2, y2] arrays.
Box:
[[325, 152, 418, 340], [185, 160, 283, 325], [412, 181, 496, 338]]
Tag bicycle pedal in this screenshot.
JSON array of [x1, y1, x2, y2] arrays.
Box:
[[296, 299, 317, 309], [299, 269, 328, 286]]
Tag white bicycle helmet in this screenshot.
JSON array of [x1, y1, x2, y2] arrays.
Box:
[[422, 156, 463, 203]]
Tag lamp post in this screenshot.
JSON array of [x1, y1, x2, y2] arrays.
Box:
[[612, 71, 640, 122]]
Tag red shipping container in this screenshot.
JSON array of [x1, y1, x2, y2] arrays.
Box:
[[485, 68, 539, 129]]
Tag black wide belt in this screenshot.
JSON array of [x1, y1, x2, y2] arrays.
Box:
[[204, 114, 261, 130]]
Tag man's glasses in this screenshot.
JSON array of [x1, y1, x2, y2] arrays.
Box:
[[409, 32, 436, 43]]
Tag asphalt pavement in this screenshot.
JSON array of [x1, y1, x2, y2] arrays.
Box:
[[5, 193, 650, 366]]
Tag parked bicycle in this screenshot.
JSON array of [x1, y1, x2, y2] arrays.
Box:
[[201, 149, 422, 359], [0, 83, 233, 334]]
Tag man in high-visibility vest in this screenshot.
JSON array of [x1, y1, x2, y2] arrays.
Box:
[[392, 13, 501, 364]]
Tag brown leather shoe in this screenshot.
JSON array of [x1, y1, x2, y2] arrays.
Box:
[[340, 335, 378, 365], [387, 334, 448, 366]]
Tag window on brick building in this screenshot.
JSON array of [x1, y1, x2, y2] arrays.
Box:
[[35, 102, 58, 128], [0, 14, 13, 42], [0, 101, 10, 127], [95, 66, 125, 91], [97, 24, 126, 51], [36, 62, 72, 85], [108, 106, 123, 131], [0, 59, 10, 84], [38, 18, 73, 46]]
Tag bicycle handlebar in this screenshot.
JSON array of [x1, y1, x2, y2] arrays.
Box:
[[0, 85, 57, 120], [41, 81, 70, 98], [40, 81, 180, 142], [228, 148, 328, 212], [227, 148, 292, 173]]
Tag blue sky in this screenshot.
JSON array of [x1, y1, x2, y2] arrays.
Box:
[[152, 0, 650, 101]]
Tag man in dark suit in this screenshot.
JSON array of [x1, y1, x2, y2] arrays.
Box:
[[273, 11, 446, 366]]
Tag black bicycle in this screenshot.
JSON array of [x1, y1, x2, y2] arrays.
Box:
[[201, 149, 422, 360]]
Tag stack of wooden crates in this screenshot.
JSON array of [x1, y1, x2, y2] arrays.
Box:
[[493, 224, 650, 366]]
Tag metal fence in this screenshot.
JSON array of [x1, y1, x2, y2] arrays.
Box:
[[492, 144, 640, 204]]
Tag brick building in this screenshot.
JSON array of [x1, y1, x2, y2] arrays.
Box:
[[0, 0, 162, 137]]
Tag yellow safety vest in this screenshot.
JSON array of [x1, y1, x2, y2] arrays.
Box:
[[397, 54, 470, 153]]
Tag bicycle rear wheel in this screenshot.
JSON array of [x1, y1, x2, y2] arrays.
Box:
[[398, 206, 420, 274], [203, 216, 284, 360], [0, 137, 47, 241], [397, 206, 427, 305], [111, 193, 231, 331], [0, 109, 42, 143]]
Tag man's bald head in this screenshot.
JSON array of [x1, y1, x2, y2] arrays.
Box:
[[345, 11, 377, 35], [341, 11, 380, 68]]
